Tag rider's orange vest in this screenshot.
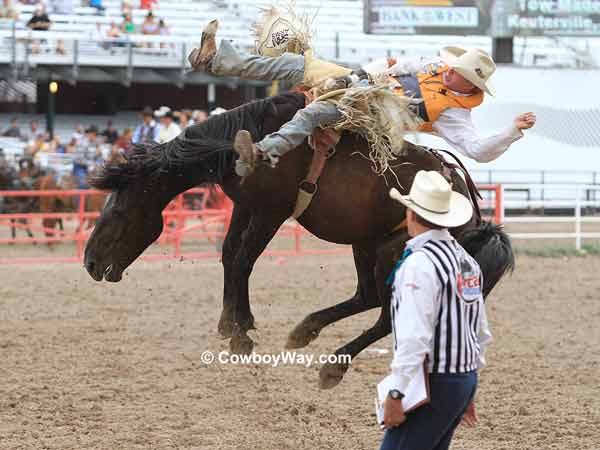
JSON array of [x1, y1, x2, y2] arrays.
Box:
[[391, 64, 484, 132]]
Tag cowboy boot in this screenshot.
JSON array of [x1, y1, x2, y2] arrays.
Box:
[[233, 130, 258, 177], [188, 19, 219, 71], [233, 130, 281, 177]]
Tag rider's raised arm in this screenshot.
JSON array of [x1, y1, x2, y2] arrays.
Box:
[[432, 108, 523, 163]]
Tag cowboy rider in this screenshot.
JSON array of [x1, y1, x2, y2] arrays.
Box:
[[189, 20, 537, 176]]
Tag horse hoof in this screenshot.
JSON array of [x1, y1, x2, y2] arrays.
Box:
[[218, 317, 235, 339], [285, 322, 320, 349], [229, 334, 254, 355], [318, 361, 349, 390]]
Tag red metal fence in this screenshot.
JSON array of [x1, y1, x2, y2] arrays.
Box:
[[0, 185, 502, 265]]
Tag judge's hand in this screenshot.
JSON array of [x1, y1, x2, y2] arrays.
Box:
[[461, 401, 477, 427], [514, 112, 536, 130], [383, 398, 406, 429]]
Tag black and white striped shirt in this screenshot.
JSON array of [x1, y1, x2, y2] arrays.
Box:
[[389, 229, 492, 393]]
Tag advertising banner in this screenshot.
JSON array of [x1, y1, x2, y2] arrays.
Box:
[[363, 0, 493, 35]]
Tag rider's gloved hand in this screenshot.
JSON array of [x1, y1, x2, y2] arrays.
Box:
[[323, 75, 354, 91]]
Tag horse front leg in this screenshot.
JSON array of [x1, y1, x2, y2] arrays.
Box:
[[286, 242, 379, 349], [228, 211, 288, 355], [218, 204, 251, 338], [319, 231, 409, 389]]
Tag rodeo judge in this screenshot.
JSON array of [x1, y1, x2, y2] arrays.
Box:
[[188, 17, 536, 176], [381, 171, 492, 450]]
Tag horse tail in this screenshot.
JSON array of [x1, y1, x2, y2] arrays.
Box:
[[459, 221, 515, 299]]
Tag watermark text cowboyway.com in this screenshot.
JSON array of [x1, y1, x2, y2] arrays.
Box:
[[200, 350, 351, 368]]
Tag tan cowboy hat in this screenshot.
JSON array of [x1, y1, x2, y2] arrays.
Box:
[[440, 46, 496, 96], [389, 171, 473, 228]]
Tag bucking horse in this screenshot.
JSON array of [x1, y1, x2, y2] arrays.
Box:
[[84, 92, 514, 388]]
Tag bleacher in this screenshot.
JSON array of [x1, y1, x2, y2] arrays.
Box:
[[0, 0, 597, 70], [0, 111, 138, 141], [0, 136, 26, 165]]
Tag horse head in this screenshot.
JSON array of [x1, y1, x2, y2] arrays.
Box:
[[84, 93, 307, 282], [84, 142, 185, 282], [84, 127, 241, 281]]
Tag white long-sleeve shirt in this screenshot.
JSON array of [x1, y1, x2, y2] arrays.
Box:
[[389, 229, 493, 394], [156, 121, 182, 144], [362, 56, 523, 163]]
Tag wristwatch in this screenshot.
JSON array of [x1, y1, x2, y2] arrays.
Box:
[[388, 389, 405, 401]]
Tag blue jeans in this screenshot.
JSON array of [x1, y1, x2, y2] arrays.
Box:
[[72, 164, 89, 189], [379, 371, 478, 450], [211, 40, 342, 157]]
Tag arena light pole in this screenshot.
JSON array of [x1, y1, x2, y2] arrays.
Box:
[[207, 83, 216, 112], [47, 81, 58, 140]]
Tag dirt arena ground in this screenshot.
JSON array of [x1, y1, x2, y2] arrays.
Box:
[[1, 251, 599, 450]]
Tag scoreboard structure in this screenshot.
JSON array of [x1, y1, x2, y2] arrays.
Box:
[[364, 0, 600, 37], [363, 0, 492, 35]]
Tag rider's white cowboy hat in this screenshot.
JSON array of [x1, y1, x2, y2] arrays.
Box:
[[389, 171, 473, 228], [440, 46, 496, 96]]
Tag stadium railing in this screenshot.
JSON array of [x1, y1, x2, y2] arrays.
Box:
[[0, 185, 502, 264]]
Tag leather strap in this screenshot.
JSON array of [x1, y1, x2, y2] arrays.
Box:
[[428, 148, 482, 221]]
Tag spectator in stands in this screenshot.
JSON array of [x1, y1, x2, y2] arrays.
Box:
[[2, 118, 21, 138], [175, 110, 192, 129], [106, 21, 125, 49], [140, 0, 157, 11], [17, 158, 40, 189], [91, 22, 108, 49], [47, 136, 64, 153], [27, 132, 51, 161], [89, 0, 105, 13], [101, 120, 119, 144], [30, 120, 39, 135], [71, 123, 84, 143], [132, 106, 159, 144], [1, 0, 20, 19], [21, 119, 39, 143], [114, 127, 133, 151], [155, 106, 181, 143], [141, 11, 159, 36], [121, 0, 131, 14], [73, 125, 104, 188], [121, 12, 135, 34], [158, 18, 171, 49], [27, 3, 52, 54], [64, 138, 77, 154], [192, 109, 208, 124], [27, 3, 51, 30], [107, 144, 126, 164]]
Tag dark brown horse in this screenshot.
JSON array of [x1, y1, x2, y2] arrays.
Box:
[[84, 93, 514, 388]]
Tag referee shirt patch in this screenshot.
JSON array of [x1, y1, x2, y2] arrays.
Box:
[[457, 256, 482, 303]]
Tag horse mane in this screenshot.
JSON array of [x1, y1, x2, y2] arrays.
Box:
[[91, 92, 306, 191]]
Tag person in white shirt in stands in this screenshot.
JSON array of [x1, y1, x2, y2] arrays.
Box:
[[155, 106, 182, 144], [189, 20, 536, 176], [380, 170, 492, 450]]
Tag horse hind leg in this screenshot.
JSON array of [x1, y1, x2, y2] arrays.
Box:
[[286, 243, 379, 349], [319, 230, 409, 389], [319, 304, 392, 389]]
